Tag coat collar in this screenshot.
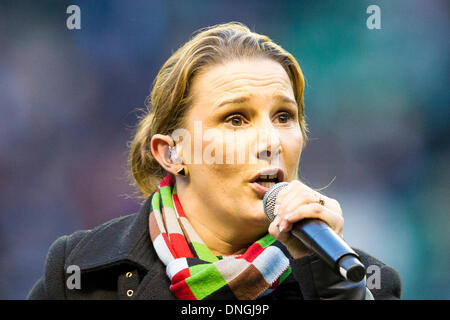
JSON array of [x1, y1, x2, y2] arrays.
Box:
[[65, 194, 160, 273]]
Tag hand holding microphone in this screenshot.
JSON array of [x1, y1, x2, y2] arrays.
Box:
[[265, 181, 366, 282]]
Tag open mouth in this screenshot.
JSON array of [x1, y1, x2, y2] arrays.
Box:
[[253, 173, 280, 189], [250, 168, 285, 195]]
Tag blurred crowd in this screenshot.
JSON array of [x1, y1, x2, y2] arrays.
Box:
[[0, 0, 448, 299]]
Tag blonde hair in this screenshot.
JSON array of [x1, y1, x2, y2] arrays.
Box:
[[127, 22, 308, 199]]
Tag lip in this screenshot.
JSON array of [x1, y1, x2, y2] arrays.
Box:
[[250, 167, 285, 183], [249, 167, 285, 197]]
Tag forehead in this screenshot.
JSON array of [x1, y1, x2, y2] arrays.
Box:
[[191, 58, 294, 102]]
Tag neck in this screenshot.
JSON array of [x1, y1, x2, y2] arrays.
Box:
[[175, 177, 264, 257], [188, 218, 251, 257]]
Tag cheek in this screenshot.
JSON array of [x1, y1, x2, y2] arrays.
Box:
[[203, 129, 255, 165], [194, 135, 248, 187], [224, 131, 254, 163], [282, 130, 303, 165], [189, 164, 243, 199]]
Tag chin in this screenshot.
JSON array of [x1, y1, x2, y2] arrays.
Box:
[[243, 207, 270, 228]]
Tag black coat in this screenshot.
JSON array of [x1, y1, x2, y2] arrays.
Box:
[[27, 196, 401, 300]]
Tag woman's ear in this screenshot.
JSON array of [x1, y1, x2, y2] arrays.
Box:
[[150, 134, 177, 174], [150, 134, 188, 177]]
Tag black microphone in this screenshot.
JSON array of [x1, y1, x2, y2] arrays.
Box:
[[263, 182, 366, 282]]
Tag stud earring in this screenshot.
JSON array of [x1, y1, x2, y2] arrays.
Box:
[[176, 166, 187, 177], [169, 146, 188, 177]]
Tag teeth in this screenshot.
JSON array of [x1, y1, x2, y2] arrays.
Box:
[[260, 173, 277, 179], [258, 173, 278, 180], [260, 182, 275, 188]]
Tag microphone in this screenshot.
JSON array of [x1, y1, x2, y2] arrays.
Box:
[[263, 182, 366, 282]]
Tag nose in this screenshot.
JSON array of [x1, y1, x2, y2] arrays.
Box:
[[257, 143, 282, 161], [256, 125, 282, 162]]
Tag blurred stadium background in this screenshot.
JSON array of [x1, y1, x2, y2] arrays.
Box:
[[0, 0, 448, 299]]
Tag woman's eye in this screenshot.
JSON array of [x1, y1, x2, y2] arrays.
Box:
[[226, 115, 245, 127], [224, 112, 293, 127], [276, 112, 293, 123]]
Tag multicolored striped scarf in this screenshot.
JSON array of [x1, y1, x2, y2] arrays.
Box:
[[149, 174, 292, 300]]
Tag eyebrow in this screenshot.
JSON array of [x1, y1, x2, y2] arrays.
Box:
[[216, 94, 297, 108]]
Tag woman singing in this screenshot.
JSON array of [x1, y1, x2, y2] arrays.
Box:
[[28, 22, 401, 300]]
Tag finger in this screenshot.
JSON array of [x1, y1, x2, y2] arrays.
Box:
[[275, 183, 296, 206], [275, 214, 293, 234], [278, 216, 293, 234], [274, 181, 343, 230], [268, 216, 290, 242], [321, 197, 342, 217], [278, 192, 303, 218], [277, 182, 314, 216], [283, 203, 344, 234], [282, 189, 319, 214], [298, 190, 342, 218]]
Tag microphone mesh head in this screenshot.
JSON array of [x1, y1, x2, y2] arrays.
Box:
[[263, 182, 288, 222]]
